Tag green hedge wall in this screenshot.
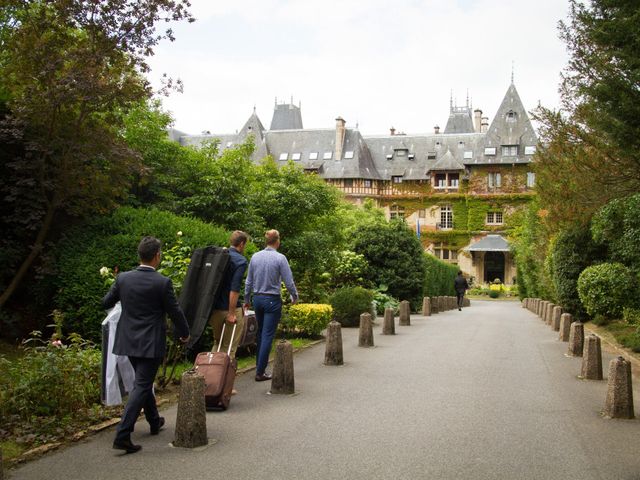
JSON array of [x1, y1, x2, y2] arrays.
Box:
[[423, 254, 459, 297], [53, 207, 229, 341]]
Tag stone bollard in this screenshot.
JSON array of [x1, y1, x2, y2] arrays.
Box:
[[358, 312, 374, 347], [580, 334, 603, 380], [567, 322, 584, 357], [382, 307, 396, 335], [399, 301, 411, 326], [422, 297, 431, 316], [545, 303, 555, 326], [173, 370, 207, 448], [603, 356, 634, 419], [324, 321, 344, 366], [540, 300, 547, 319], [271, 340, 295, 394], [537, 300, 544, 318], [552, 306, 563, 331], [431, 297, 438, 314], [559, 313, 573, 342]]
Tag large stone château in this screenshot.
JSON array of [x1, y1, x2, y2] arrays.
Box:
[[171, 82, 537, 286]]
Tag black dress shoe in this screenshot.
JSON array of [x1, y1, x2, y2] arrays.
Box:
[[255, 373, 272, 382], [150, 417, 165, 435], [113, 439, 142, 454]]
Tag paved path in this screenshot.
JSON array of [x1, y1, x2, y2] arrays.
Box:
[[9, 301, 640, 479]]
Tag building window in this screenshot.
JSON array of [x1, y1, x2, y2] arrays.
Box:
[[364, 179, 372, 188], [291, 153, 301, 161], [427, 152, 436, 159], [279, 153, 288, 161], [344, 151, 354, 159], [395, 150, 407, 157], [440, 205, 453, 230], [484, 147, 496, 156], [486, 211, 504, 225], [343, 179, 353, 188], [435, 173, 446, 188], [392, 176, 403, 184], [449, 173, 459, 188], [488, 172, 502, 188], [524, 146, 536, 155], [309, 152, 318, 160], [408, 153, 415, 160], [506, 110, 518, 123], [390, 204, 405, 219], [323, 152, 332, 160], [501, 145, 518, 156], [418, 209, 426, 219], [526, 172, 536, 188], [434, 245, 458, 263], [464, 151, 473, 159]]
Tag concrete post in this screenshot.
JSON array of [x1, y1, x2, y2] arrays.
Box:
[[271, 340, 295, 394], [568, 322, 584, 357], [422, 297, 431, 316], [431, 297, 439, 314], [581, 334, 603, 380], [559, 313, 573, 342], [324, 321, 344, 366], [399, 301, 411, 326], [382, 307, 395, 335], [358, 312, 374, 347], [545, 303, 555, 326], [603, 356, 634, 419], [173, 370, 207, 448], [552, 306, 563, 331], [522, 298, 527, 308], [537, 300, 545, 318]]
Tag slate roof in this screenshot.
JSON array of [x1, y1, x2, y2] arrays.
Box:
[[444, 106, 475, 134], [270, 103, 303, 130], [464, 234, 510, 252]]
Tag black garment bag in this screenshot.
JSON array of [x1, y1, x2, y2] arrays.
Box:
[[178, 246, 229, 349]]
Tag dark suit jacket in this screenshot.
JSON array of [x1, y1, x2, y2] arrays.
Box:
[[102, 266, 190, 359], [454, 275, 469, 293]]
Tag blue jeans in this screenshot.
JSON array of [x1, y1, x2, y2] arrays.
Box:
[[253, 295, 282, 375]]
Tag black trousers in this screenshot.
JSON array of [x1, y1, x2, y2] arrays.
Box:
[[115, 356, 162, 442], [456, 291, 465, 308]]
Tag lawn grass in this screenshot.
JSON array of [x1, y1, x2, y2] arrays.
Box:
[[602, 321, 640, 353], [0, 439, 27, 461]]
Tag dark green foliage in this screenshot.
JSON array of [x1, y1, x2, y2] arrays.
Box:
[[329, 287, 374, 327], [603, 321, 640, 353], [592, 193, 640, 271], [53, 207, 228, 341], [551, 225, 605, 320], [623, 307, 640, 326], [423, 255, 458, 297], [577, 262, 636, 320], [353, 219, 426, 307], [489, 290, 500, 299]]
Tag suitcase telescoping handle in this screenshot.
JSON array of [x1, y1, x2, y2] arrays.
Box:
[[215, 321, 237, 356]]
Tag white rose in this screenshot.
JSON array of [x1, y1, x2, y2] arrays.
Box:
[[99, 267, 109, 276], [177, 231, 183, 237]]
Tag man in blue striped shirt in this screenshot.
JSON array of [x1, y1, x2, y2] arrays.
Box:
[[244, 229, 298, 381]]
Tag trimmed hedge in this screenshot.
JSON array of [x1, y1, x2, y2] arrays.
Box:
[[282, 303, 333, 337], [577, 263, 636, 320], [330, 286, 374, 327], [53, 207, 229, 341], [423, 254, 458, 297]]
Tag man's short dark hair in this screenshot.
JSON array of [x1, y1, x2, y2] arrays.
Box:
[[230, 230, 248, 247], [458, 270, 463, 276], [138, 236, 161, 262]]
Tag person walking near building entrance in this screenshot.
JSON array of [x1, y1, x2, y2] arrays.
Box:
[[244, 230, 298, 382], [454, 271, 469, 311]]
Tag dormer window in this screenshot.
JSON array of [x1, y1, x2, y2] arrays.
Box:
[[386, 154, 393, 160], [501, 145, 518, 156], [427, 152, 436, 159], [524, 146, 536, 155], [309, 152, 318, 160], [395, 150, 407, 157], [344, 151, 354, 159], [279, 153, 288, 161], [291, 153, 301, 161], [464, 151, 473, 159], [392, 176, 403, 184], [408, 153, 415, 160], [506, 110, 518, 123], [484, 147, 497, 156], [323, 152, 332, 160]]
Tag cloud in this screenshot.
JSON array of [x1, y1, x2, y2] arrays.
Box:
[[148, 0, 569, 135]]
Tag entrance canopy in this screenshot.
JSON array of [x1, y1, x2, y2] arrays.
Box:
[[464, 234, 510, 252]]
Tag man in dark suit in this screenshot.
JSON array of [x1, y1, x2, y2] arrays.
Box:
[[103, 236, 190, 454]]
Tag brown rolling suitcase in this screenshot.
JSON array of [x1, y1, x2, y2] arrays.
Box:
[[194, 323, 237, 411]]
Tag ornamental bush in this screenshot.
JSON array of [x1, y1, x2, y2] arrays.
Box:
[[282, 303, 333, 337], [423, 254, 458, 297], [330, 286, 374, 327], [577, 263, 636, 320], [53, 207, 229, 342]]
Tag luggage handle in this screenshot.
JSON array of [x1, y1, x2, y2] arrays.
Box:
[[215, 321, 237, 356]]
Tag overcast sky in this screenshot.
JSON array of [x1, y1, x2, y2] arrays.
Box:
[[147, 0, 570, 136]]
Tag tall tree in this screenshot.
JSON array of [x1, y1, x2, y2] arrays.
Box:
[[0, 0, 192, 307]]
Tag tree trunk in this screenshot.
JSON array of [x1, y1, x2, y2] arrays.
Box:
[[0, 198, 57, 309]]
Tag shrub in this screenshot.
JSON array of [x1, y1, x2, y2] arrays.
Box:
[[0, 329, 101, 420], [489, 290, 500, 298], [592, 193, 640, 271], [330, 286, 374, 327], [550, 224, 605, 320], [423, 254, 458, 297], [53, 207, 229, 341], [623, 307, 640, 326], [577, 263, 636, 320], [372, 285, 400, 315], [282, 304, 333, 337]]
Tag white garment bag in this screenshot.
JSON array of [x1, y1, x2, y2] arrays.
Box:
[[102, 302, 136, 406]]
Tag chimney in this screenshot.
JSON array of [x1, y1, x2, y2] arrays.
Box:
[[390, 126, 396, 136], [474, 109, 482, 133], [434, 125, 440, 134], [335, 117, 346, 161], [481, 116, 489, 133]]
